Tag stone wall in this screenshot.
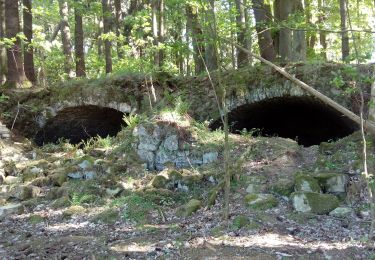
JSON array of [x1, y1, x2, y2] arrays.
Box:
[[133, 122, 218, 170], [0, 121, 10, 139]]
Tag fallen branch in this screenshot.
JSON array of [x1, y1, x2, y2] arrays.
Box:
[[225, 39, 375, 135]]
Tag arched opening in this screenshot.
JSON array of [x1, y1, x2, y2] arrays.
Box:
[[210, 96, 357, 146], [34, 105, 126, 146]]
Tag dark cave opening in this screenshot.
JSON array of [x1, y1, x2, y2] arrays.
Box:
[[210, 96, 358, 146], [34, 105, 126, 146]]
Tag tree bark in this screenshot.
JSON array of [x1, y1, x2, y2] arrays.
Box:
[[205, 0, 218, 71], [158, 0, 165, 67], [369, 66, 375, 122], [58, 0, 74, 78], [340, 0, 350, 61], [274, 0, 293, 62], [74, 1, 86, 77], [152, 0, 159, 66], [0, 0, 6, 85], [317, 0, 327, 60], [291, 0, 306, 61], [23, 0, 36, 84], [5, 0, 28, 88], [235, 0, 249, 67], [102, 0, 112, 74], [114, 0, 123, 58], [186, 3, 205, 74], [251, 0, 276, 62]]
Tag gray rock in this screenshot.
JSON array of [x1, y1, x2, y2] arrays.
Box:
[[137, 150, 155, 169], [203, 152, 218, 164], [0, 203, 24, 218], [68, 172, 83, 179], [291, 191, 339, 214], [329, 207, 354, 218], [246, 184, 262, 194], [163, 135, 179, 151], [83, 171, 96, 180], [78, 160, 92, 170]]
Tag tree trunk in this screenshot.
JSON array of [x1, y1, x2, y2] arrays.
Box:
[[274, 0, 293, 62], [369, 66, 375, 122], [114, 0, 123, 58], [102, 0, 112, 74], [5, 0, 28, 88], [158, 0, 165, 67], [58, 0, 74, 78], [317, 0, 327, 60], [0, 0, 6, 85], [251, 0, 276, 62], [205, 0, 218, 71], [74, 1, 86, 77], [340, 0, 349, 61], [291, 0, 306, 61], [186, 3, 205, 74], [152, 0, 159, 66], [23, 0, 36, 84], [304, 0, 317, 51], [235, 0, 249, 67]]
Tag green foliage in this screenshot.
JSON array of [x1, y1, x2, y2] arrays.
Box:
[[123, 114, 141, 129], [112, 194, 155, 224], [0, 94, 9, 104], [70, 192, 97, 206]]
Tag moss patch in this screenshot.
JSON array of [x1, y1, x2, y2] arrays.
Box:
[[244, 194, 278, 210]]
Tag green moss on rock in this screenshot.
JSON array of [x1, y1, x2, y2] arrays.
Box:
[[291, 191, 339, 214], [149, 175, 168, 189], [270, 178, 295, 196], [244, 193, 278, 210], [51, 196, 71, 209], [295, 174, 321, 193], [232, 215, 250, 230], [314, 173, 348, 193], [93, 208, 119, 224], [176, 199, 202, 217]]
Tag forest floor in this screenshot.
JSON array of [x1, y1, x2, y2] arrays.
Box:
[[1, 131, 375, 259]]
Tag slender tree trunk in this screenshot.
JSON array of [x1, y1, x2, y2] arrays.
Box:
[[23, 0, 36, 84], [274, 0, 293, 62], [369, 67, 375, 122], [158, 0, 165, 67], [340, 0, 349, 61], [114, 0, 123, 59], [205, 0, 218, 71], [152, 0, 159, 66], [251, 0, 276, 62], [235, 0, 249, 67], [304, 0, 317, 51], [291, 0, 306, 61], [5, 0, 28, 88], [0, 0, 6, 85], [96, 17, 103, 57], [186, 3, 205, 74], [74, 1, 86, 77], [317, 0, 327, 60], [102, 0, 112, 74], [58, 0, 74, 78]]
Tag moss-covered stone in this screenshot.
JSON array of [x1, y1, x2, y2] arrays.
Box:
[[29, 214, 45, 224], [149, 175, 168, 189], [9, 185, 40, 200], [176, 199, 202, 217], [244, 193, 278, 210], [314, 173, 348, 193], [232, 215, 250, 230], [49, 173, 67, 187], [31, 177, 51, 187], [93, 208, 119, 224], [46, 187, 68, 200], [270, 178, 295, 196], [291, 191, 339, 214], [63, 205, 86, 218], [295, 174, 321, 193], [51, 196, 71, 209], [207, 186, 221, 208]]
